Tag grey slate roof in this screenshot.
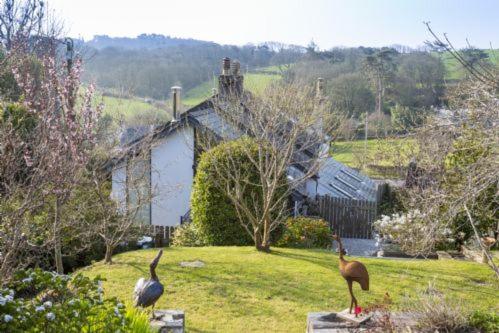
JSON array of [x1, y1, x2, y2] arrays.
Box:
[[317, 158, 377, 202], [188, 105, 242, 140], [120, 125, 155, 146]]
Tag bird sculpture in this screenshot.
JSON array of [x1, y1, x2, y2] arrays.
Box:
[[482, 236, 496, 250], [134, 250, 164, 317], [332, 234, 369, 315]]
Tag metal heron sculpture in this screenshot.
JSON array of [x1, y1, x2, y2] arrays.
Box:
[[332, 234, 369, 315], [134, 250, 164, 317]]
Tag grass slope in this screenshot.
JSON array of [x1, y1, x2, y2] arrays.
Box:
[[439, 49, 499, 81], [99, 95, 169, 124], [331, 138, 415, 178], [81, 247, 498, 333]]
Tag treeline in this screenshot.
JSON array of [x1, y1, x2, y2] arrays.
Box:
[[84, 33, 213, 50], [81, 38, 305, 99], [286, 46, 446, 135], [288, 45, 497, 136], [80, 34, 496, 135]]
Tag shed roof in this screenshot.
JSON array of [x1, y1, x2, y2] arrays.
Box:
[[317, 158, 377, 201]]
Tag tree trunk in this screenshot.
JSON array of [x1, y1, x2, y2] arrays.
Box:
[[254, 229, 270, 253], [54, 197, 64, 274], [104, 244, 114, 264]]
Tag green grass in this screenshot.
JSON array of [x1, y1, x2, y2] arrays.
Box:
[[183, 70, 281, 106], [97, 94, 170, 124], [81, 247, 498, 333], [183, 80, 216, 107], [331, 138, 415, 178], [438, 49, 499, 81]]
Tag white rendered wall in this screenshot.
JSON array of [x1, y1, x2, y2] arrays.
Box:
[[111, 163, 127, 213], [305, 178, 318, 197], [150, 126, 194, 226]]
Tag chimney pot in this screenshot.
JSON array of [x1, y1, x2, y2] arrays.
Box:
[[222, 57, 231, 75], [218, 57, 244, 98], [171, 86, 182, 120], [231, 60, 240, 75]]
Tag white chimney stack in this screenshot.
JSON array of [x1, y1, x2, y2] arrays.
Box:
[[171, 86, 182, 120]]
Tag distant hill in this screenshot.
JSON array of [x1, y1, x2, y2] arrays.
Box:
[[85, 33, 214, 50], [80, 36, 304, 100]]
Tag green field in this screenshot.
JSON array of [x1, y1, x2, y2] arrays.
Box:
[[439, 49, 498, 81], [331, 138, 415, 178], [81, 247, 498, 333], [96, 94, 170, 125], [183, 72, 281, 106], [94, 68, 279, 125]]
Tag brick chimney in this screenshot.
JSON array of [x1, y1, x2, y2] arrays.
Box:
[[218, 57, 244, 98]]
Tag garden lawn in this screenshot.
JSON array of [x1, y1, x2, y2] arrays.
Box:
[[81, 247, 499, 333]]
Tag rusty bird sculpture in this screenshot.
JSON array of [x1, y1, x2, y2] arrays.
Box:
[[134, 250, 164, 316], [332, 234, 369, 315]]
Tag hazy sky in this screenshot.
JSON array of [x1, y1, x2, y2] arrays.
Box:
[[48, 0, 498, 49]]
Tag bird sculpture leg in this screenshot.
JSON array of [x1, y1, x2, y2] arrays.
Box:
[[151, 303, 156, 319], [347, 280, 357, 314]]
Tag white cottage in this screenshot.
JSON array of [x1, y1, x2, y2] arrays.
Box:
[[110, 58, 378, 230]]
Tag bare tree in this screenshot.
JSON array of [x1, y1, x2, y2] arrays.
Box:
[[424, 22, 498, 89], [0, 0, 45, 50], [86, 143, 155, 264], [375, 78, 498, 278], [197, 82, 336, 252]]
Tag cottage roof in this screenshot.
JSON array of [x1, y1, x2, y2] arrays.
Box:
[[114, 97, 377, 202]]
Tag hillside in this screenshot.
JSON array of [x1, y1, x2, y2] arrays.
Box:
[[98, 93, 170, 124], [81, 247, 498, 333], [81, 37, 303, 100], [84, 33, 213, 50], [439, 49, 499, 81]]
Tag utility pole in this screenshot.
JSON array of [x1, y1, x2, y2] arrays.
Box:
[[65, 38, 75, 110], [65, 38, 74, 74]]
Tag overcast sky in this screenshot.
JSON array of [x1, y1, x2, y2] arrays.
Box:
[[48, 0, 499, 49]]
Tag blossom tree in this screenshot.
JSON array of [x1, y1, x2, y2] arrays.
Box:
[[0, 47, 101, 276]]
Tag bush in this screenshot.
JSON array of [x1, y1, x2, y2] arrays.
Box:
[[377, 184, 405, 216], [172, 223, 205, 247], [0, 269, 131, 332], [277, 217, 331, 248], [469, 310, 499, 333], [125, 307, 154, 333], [190, 138, 259, 246], [406, 283, 469, 333]]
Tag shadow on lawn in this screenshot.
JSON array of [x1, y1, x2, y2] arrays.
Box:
[[270, 248, 336, 271]]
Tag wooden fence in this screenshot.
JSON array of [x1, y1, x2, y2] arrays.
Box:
[[317, 195, 377, 239], [139, 225, 176, 247]]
